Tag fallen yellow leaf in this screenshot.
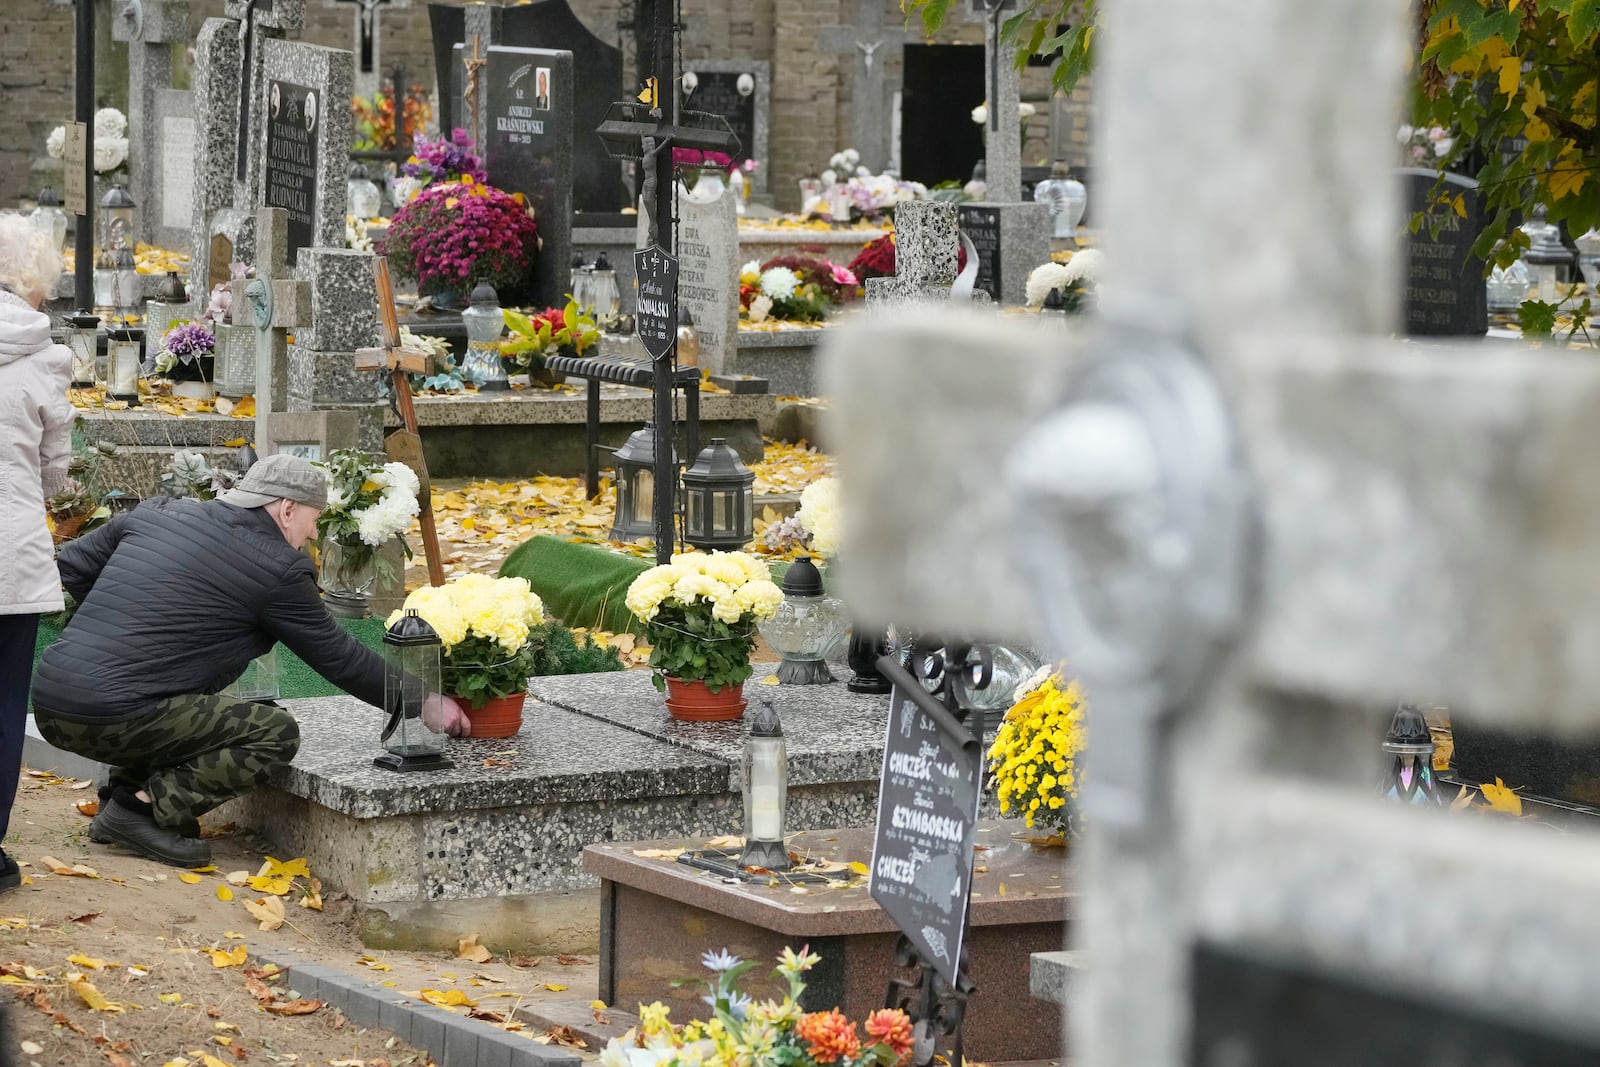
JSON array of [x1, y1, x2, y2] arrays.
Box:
[[222, 437, 247, 448], [243, 895, 286, 931], [1480, 777, 1524, 817], [226, 870, 249, 886], [160, 992, 185, 1004], [222, 931, 246, 940], [67, 953, 108, 970], [457, 933, 493, 964], [178, 872, 202, 884], [69, 974, 123, 1012], [543, 983, 568, 992], [848, 861, 869, 876], [207, 945, 248, 968], [420, 988, 478, 1008], [357, 955, 393, 971], [217, 885, 233, 901], [262, 998, 323, 1015], [39, 855, 98, 878]]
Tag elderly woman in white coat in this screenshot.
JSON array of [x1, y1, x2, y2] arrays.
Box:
[[0, 215, 73, 893]]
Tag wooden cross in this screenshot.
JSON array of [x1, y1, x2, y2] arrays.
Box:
[[355, 255, 446, 588]]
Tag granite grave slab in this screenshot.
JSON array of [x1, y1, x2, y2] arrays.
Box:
[[584, 822, 1070, 1063]]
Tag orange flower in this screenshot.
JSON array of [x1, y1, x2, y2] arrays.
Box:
[[864, 1008, 915, 1063], [797, 1009, 861, 1064]]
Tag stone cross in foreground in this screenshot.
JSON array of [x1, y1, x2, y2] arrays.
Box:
[[824, 0, 1600, 1063], [235, 207, 310, 462]]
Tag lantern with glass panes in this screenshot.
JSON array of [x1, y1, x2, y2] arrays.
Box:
[[224, 648, 281, 702], [65, 312, 100, 386], [347, 162, 382, 220], [589, 252, 621, 323], [459, 279, 509, 390], [31, 187, 67, 254], [681, 438, 754, 550], [1519, 204, 1575, 303], [609, 422, 676, 542], [106, 326, 143, 405], [93, 245, 117, 318], [374, 609, 454, 772], [145, 270, 190, 344], [757, 557, 849, 684], [739, 700, 790, 872]]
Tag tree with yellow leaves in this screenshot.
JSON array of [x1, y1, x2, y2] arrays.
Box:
[[1411, 0, 1599, 267]]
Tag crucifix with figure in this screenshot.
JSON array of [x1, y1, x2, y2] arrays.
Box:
[[817, 0, 921, 174]]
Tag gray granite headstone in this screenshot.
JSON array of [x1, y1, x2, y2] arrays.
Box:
[[865, 200, 962, 308], [682, 60, 771, 197], [155, 89, 196, 250], [189, 18, 247, 306], [111, 0, 190, 248], [635, 187, 740, 374], [287, 247, 383, 454], [257, 38, 354, 265], [958, 201, 1051, 306], [483, 46, 574, 307], [967, 0, 1024, 203], [817, 0, 919, 176]]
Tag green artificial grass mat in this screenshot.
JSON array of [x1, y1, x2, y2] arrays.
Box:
[[33, 615, 389, 701], [497, 536, 808, 636]]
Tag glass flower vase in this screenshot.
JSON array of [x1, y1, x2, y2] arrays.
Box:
[[319, 534, 376, 619]]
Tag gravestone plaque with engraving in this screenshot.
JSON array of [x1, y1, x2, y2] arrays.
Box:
[[869, 660, 981, 987], [264, 78, 321, 257], [958, 204, 1003, 302], [1400, 168, 1487, 337], [484, 45, 573, 306], [635, 246, 680, 360]]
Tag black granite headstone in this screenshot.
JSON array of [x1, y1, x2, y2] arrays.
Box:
[[1401, 168, 1487, 337], [684, 71, 754, 169], [484, 46, 573, 309], [263, 78, 320, 257], [957, 204, 1003, 302], [431, 0, 626, 213], [868, 660, 981, 988]]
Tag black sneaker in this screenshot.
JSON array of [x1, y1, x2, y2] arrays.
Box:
[[88, 797, 212, 868], [0, 850, 19, 893]]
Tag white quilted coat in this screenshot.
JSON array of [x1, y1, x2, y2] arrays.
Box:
[[0, 290, 73, 614]]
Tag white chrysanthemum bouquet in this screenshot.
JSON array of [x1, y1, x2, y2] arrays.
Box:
[[388, 574, 547, 708], [1025, 248, 1105, 311], [314, 449, 421, 588], [626, 551, 784, 694], [46, 109, 129, 176], [763, 476, 841, 559]]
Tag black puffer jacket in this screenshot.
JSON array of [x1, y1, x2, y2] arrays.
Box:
[[33, 498, 388, 720]]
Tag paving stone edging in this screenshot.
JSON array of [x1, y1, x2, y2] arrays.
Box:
[[253, 948, 583, 1067]]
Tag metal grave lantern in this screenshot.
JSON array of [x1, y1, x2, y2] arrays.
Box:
[[99, 182, 136, 253], [65, 312, 99, 386], [213, 319, 256, 398], [757, 557, 850, 684], [590, 252, 621, 322], [31, 187, 68, 254], [144, 270, 190, 345], [676, 306, 701, 368], [610, 422, 675, 542], [681, 438, 754, 550], [1382, 703, 1442, 806], [375, 609, 453, 772], [106, 326, 143, 405], [459, 279, 509, 390], [114, 247, 141, 323], [740, 699, 790, 872], [93, 246, 118, 319], [346, 163, 382, 220], [1520, 204, 1575, 303]]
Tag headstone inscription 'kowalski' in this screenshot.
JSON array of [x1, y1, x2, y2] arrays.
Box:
[[869, 667, 982, 987]]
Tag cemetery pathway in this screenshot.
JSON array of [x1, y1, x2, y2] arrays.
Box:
[[0, 771, 610, 1064]]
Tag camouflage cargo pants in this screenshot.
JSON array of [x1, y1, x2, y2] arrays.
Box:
[[35, 694, 299, 831]]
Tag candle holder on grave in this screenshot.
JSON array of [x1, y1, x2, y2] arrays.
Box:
[[144, 271, 191, 347], [739, 700, 791, 871], [65, 313, 100, 387], [758, 558, 849, 685], [610, 422, 676, 543], [374, 609, 453, 773], [213, 322, 256, 398], [459, 279, 509, 391], [31, 187, 68, 255], [106, 327, 143, 405]]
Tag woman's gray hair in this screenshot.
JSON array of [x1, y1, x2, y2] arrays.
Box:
[[0, 213, 64, 304]]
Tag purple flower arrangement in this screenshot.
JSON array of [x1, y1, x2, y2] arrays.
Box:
[[402, 129, 487, 186], [147, 320, 217, 381], [381, 178, 541, 301]]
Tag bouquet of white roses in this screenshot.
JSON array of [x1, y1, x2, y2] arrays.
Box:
[[314, 450, 421, 591]]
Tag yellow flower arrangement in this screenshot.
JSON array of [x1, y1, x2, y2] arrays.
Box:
[[986, 668, 1086, 837], [387, 574, 546, 708], [626, 551, 784, 693]]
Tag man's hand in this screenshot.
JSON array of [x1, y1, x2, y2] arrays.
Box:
[[422, 693, 472, 738]]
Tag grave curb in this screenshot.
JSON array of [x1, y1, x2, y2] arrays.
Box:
[[253, 948, 582, 1067]]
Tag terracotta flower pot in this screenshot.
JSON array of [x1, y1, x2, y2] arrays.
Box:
[[663, 677, 746, 722], [463, 691, 526, 738]]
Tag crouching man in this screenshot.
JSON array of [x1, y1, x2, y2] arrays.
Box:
[[31, 454, 469, 867]]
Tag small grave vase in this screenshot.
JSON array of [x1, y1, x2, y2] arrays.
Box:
[[318, 534, 376, 618], [663, 677, 747, 722], [460, 690, 526, 738]]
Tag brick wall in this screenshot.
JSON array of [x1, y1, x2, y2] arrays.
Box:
[[0, 0, 1091, 217]]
